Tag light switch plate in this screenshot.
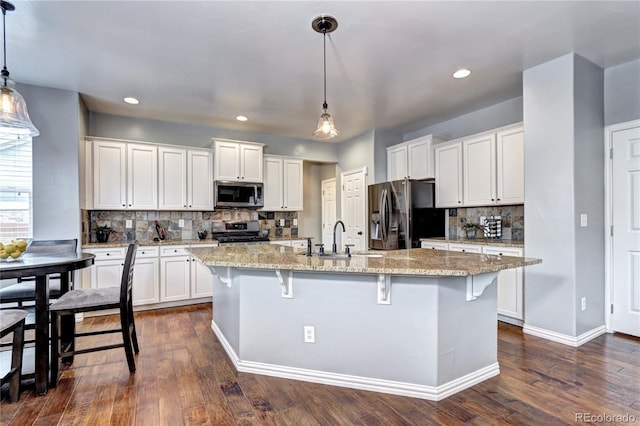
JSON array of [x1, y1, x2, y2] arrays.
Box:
[[580, 214, 588, 227], [125, 220, 132, 229], [280, 219, 285, 227], [179, 219, 184, 228]]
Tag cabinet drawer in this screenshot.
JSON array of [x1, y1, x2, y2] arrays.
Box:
[[160, 246, 189, 256], [421, 241, 449, 250], [448, 243, 483, 254], [482, 246, 523, 257], [137, 246, 159, 258], [84, 247, 127, 260]]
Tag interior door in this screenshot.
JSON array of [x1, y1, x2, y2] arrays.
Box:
[[611, 124, 640, 337], [321, 178, 337, 247], [341, 169, 367, 250]]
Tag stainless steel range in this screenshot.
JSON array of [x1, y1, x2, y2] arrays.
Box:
[[211, 220, 270, 245]]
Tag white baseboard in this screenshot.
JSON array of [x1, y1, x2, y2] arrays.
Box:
[[523, 324, 606, 347], [211, 320, 499, 401]]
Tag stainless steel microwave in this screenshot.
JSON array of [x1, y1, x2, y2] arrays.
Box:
[[214, 181, 264, 209]]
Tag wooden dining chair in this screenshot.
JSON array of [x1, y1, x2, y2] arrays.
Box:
[[0, 309, 28, 402], [0, 239, 78, 307], [49, 243, 139, 387]]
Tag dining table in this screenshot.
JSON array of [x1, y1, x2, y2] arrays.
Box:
[[0, 252, 95, 395]]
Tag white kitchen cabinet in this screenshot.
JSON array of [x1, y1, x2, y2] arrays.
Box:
[[434, 142, 463, 207], [496, 126, 524, 204], [263, 155, 303, 211], [447, 243, 483, 254], [84, 247, 126, 290], [214, 140, 264, 182], [91, 140, 158, 210], [483, 246, 524, 320], [387, 135, 446, 181], [160, 246, 191, 302], [463, 133, 496, 206], [190, 244, 217, 298], [132, 247, 160, 306], [158, 147, 213, 210], [291, 240, 307, 251], [420, 241, 449, 250]]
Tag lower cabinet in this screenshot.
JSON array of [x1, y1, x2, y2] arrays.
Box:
[[84, 243, 217, 309], [270, 239, 308, 251], [420, 240, 524, 321]]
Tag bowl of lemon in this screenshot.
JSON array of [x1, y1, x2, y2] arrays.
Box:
[[0, 239, 30, 261]]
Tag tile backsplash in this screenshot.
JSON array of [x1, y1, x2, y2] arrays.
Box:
[[448, 204, 524, 241], [83, 209, 299, 244]]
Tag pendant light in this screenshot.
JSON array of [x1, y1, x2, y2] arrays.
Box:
[[312, 15, 339, 139], [0, 1, 39, 139]]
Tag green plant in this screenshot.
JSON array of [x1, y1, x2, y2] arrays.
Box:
[[462, 222, 483, 230]]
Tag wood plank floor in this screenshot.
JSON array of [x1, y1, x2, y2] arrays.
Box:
[[1, 303, 638, 425]]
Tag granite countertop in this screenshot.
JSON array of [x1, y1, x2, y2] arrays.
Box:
[[188, 244, 540, 277], [83, 239, 220, 249], [267, 236, 310, 242], [420, 237, 524, 248]]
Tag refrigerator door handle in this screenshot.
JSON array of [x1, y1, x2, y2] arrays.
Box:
[[380, 189, 387, 241]]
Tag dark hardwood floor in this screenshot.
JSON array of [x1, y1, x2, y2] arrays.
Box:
[[1, 303, 638, 425]]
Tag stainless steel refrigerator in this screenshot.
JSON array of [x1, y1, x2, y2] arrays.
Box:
[[368, 179, 445, 250]]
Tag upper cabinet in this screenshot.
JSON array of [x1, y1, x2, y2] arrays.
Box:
[[263, 155, 303, 211], [386, 135, 447, 181], [435, 124, 524, 208], [214, 140, 264, 182], [158, 147, 213, 210], [91, 139, 158, 210]]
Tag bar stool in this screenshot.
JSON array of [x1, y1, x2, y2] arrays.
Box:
[[0, 309, 27, 402]]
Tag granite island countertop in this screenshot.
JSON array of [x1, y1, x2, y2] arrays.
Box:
[[188, 244, 540, 277], [82, 239, 221, 249]]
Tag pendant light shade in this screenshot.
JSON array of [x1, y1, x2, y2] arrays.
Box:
[[312, 15, 339, 139], [0, 1, 39, 139]]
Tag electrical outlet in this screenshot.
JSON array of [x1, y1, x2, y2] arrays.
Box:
[[179, 219, 184, 228], [304, 325, 315, 343], [280, 219, 285, 227], [581, 297, 587, 311], [580, 214, 588, 227], [125, 220, 132, 229], [293, 218, 298, 226]]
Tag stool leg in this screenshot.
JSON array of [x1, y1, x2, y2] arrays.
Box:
[[9, 320, 25, 403], [50, 312, 60, 388]]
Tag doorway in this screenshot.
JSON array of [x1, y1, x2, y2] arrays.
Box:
[[340, 168, 367, 250], [605, 119, 640, 337]]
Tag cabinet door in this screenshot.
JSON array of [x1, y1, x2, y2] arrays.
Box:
[[240, 144, 263, 182], [93, 140, 127, 209], [188, 149, 213, 210], [191, 256, 214, 298], [496, 127, 524, 205], [91, 259, 124, 289], [387, 145, 408, 181], [283, 158, 303, 210], [263, 156, 284, 210], [132, 256, 159, 305], [435, 142, 463, 207], [483, 246, 523, 319], [160, 256, 191, 302], [158, 147, 187, 210], [407, 138, 433, 180], [214, 141, 241, 180], [463, 134, 496, 206], [127, 143, 158, 210]]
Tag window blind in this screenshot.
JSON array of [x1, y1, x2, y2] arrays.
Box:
[[0, 138, 33, 241]]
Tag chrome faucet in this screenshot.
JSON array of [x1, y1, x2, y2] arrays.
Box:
[[332, 220, 346, 253]]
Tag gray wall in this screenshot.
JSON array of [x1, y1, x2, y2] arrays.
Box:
[[604, 59, 640, 125], [372, 129, 402, 183], [18, 83, 81, 241], [402, 97, 523, 142], [90, 113, 339, 163], [523, 53, 604, 337]]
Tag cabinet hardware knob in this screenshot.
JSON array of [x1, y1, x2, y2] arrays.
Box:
[[122, 204, 126, 207], [129, 204, 132, 206], [106, 253, 110, 256], [184, 205, 187, 207], [189, 205, 192, 208], [497, 198, 501, 201], [458, 201, 462, 204], [491, 199, 495, 201], [462, 249, 466, 252]]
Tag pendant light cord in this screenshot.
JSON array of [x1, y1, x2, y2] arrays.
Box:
[[1, 4, 8, 81], [322, 28, 327, 109]]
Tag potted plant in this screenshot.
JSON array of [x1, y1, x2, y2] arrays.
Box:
[[462, 222, 483, 239]]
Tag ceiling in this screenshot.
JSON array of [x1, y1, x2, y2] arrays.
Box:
[[8, 1, 640, 142]]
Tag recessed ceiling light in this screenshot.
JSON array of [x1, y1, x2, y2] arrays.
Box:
[[453, 69, 471, 79], [236, 115, 248, 122], [123, 97, 139, 105]]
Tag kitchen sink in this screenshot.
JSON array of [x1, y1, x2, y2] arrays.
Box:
[[299, 252, 386, 259]]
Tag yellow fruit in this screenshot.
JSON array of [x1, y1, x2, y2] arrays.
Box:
[[0, 250, 9, 259], [10, 251, 21, 259], [16, 240, 27, 249], [4, 243, 16, 253]]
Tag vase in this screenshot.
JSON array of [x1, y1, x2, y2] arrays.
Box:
[[465, 229, 476, 239]]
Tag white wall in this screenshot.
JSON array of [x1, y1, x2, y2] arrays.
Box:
[[523, 53, 604, 337], [18, 83, 81, 241]]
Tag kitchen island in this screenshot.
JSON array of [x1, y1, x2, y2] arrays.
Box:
[[188, 244, 540, 400]]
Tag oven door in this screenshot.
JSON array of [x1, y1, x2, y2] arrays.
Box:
[[214, 181, 264, 209]]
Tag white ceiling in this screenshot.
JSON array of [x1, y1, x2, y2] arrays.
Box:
[[8, 1, 640, 142]]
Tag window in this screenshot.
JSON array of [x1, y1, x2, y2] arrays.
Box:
[[0, 138, 32, 241]]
